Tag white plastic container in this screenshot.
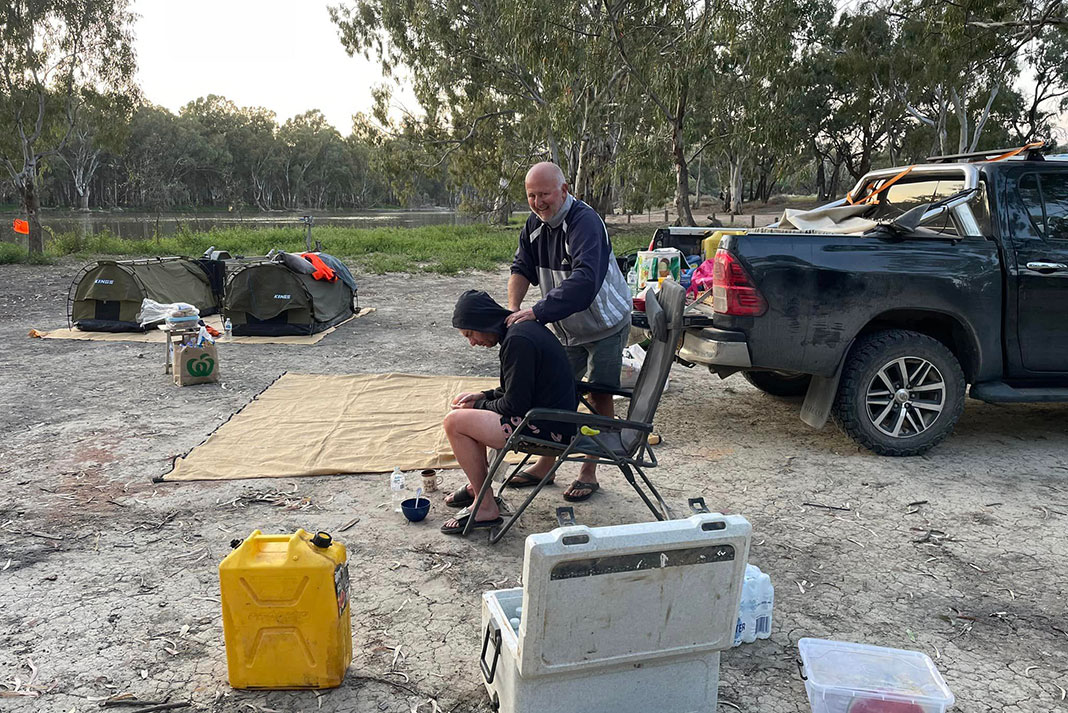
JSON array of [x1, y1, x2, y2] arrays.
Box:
[[481, 513, 751, 713], [798, 638, 955, 713]]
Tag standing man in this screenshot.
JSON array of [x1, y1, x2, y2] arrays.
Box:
[[504, 161, 632, 501]]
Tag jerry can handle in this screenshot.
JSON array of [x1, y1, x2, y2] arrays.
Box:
[[480, 621, 502, 684]]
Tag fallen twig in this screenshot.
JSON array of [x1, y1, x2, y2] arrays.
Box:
[[802, 502, 851, 512], [27, 531, 63, 541]]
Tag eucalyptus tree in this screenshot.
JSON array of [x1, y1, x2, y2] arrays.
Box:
[[57, 89, 133, 211], [0, 0, 136, 253], [330, 0, 631, 220], [886, 0, 1068, 156]]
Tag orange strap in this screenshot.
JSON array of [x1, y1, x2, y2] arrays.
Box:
[[988, 140, 1046, 163], [300, 253, 337, 282], [847, 165, 914, 206]]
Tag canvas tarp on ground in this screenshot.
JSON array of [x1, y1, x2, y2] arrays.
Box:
[[33, 308, 374, 345], [70, 258, 218, 332], [225, 260, 355, 336], [162, 373, 522, 481]]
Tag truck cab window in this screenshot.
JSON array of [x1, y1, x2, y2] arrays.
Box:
[[1017, 173, 1046, 235], [872, 178, 967, 236], [1041, 173, 1068, 239]]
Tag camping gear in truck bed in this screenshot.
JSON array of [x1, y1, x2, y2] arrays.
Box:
[[480, 510, 751, 713], [68, 257, 220, 332]]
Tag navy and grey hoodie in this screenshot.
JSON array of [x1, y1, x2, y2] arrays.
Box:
[[511, 195, 631, 347]]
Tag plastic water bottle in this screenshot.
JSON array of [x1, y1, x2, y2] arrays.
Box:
[[734, 564, 760, 646], [223, 317, 233, 342], [626, 267, 638, 296], [755, 570, 774, 639], [389, 467, 405, 512]]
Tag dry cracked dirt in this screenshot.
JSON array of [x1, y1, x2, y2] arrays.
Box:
[[0, 260, 1066, 713]]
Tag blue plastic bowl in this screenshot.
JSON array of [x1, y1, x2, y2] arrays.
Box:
[[401, 496, 431, 522]]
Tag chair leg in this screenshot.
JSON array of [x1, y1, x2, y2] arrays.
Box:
[[462, 445, 512, 537], [619, 462, 671, 521], [489, 454, 571, 544]]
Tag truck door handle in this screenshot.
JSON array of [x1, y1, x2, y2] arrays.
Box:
[[1026, 261, 1068, 273]]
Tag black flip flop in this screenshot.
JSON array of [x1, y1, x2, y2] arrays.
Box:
[[440, 510, 504, 535], [444, 485, 475, 508], [562, 480, 600, 502], [505, 470, 553, 489]]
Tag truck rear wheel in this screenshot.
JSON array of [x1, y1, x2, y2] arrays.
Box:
[[832, 329, 965, 456], [741, 370, 812, 398]]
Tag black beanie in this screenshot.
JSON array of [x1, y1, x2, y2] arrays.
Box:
[[452, 290, 511, 336]]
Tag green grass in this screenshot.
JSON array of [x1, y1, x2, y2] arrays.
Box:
[[37, 224, 519, 275], [0, 221, 657, 271], [0, 242, 53, 264]]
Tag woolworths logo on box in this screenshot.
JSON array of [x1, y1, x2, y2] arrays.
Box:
[[274, 294, 291, 299], [186, 355, 215, 378]]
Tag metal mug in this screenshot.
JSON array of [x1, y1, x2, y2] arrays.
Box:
[[420, 469, 443, 493]]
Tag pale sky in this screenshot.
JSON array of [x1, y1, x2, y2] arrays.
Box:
[[132, 0, 411, 134]]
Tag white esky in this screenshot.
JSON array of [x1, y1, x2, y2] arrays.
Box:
[[132, 0, 414, 134]]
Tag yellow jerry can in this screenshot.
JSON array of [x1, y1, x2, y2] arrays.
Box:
[[703, 229, 747, 261], [219, 529, 352, 689]]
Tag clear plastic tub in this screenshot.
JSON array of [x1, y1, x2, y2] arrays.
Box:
[[798, 638, 955, 713]]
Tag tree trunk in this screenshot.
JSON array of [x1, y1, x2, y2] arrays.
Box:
[[728, 155, 744, 215], [79, 189, 90, 211], [670, 80, 695, 226], [22, 179, 44, 255], [815, 150, 827, 201], [692, 155, 702, 210]]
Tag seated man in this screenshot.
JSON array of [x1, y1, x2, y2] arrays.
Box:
[[440, 290, 578, 535]]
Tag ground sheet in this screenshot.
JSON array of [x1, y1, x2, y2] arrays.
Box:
[[164, 372, 521, 480], [32, 308, 375, 345]]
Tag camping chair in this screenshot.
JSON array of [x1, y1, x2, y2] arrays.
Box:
[[463, 279, 686, 544]]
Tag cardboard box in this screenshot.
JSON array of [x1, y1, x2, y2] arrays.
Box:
[[636, 249, 684, 290], [174, 343, 220, 386]]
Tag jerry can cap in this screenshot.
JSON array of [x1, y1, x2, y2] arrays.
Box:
[[311, 531, 333, 548]]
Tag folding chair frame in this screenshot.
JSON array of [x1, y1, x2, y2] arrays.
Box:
[[462, 408, 671, 544]]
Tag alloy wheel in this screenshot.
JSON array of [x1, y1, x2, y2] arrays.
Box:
[[864, 356, 946, 438]]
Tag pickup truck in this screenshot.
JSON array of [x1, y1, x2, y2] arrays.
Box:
[[678, 147, 1068, 456]]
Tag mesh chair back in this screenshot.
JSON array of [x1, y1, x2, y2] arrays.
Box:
[[622, 280, 685, 453]]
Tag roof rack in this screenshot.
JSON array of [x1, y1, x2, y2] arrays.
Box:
[[927, 140, 1051, 163]]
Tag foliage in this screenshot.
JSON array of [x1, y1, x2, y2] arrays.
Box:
[[0, 0, 137, 252]]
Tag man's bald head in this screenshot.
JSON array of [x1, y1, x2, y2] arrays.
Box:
[[525, 162, 569, 222]]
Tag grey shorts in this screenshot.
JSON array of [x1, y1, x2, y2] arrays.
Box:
[[564, 320, 630, 387]]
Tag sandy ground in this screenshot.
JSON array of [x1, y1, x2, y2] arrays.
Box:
[[1, 259, 1067, 713]]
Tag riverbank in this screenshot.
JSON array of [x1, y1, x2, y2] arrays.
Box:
[[0, 223, 656, 272]]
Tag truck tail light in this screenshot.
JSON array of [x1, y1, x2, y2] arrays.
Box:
[[712, 249, 767, 316]]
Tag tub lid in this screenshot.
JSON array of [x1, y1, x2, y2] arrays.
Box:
[[516, 514, 751, 677], [798, 638, 955, 705]]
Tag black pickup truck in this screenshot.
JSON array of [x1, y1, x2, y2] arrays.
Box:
[[678, 149, 1068, 456]]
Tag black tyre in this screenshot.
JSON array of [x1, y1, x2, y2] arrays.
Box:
[[741, 370, 812, 398], [832, 329, 965, 456]]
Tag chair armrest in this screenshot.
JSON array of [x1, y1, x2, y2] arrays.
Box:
[[576, 380, 633, 398], [522, 408, 654, 434]]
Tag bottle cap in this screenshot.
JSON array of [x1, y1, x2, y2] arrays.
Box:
[[310, 531, 333, 548]]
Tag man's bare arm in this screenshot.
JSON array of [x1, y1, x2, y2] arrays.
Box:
[[507, 273, 530, 312]]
